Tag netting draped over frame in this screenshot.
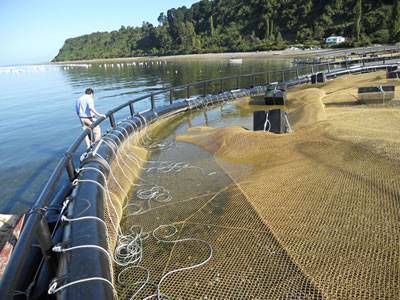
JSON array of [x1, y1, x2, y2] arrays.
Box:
[[106, 72, 399, 299]]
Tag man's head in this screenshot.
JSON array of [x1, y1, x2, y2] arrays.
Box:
[[85, 88, 94, 96]]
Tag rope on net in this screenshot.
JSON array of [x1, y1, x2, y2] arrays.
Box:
[[52, 87, 261, 298], [104, 125, 204, 176], [138, 224, 213, 300]]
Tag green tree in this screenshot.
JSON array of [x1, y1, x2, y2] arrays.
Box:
[[354, 0, 362, 42], [392, 0, 400, 41], [209, 15, 215, 36], [275, 31, 284, 46], [53, 0, 400, 62]]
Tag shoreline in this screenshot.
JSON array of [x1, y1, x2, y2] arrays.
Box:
[[50, 49, 333, 65]]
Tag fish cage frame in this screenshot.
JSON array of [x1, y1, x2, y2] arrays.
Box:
[[0, 55, 399, 299]]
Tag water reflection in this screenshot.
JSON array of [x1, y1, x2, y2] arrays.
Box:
[[0, 57, 290, 213]]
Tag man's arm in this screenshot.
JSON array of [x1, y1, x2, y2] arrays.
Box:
[[90, 107, 106, 119], [87, 98, 106, 118]]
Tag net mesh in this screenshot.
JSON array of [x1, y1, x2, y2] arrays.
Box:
[[106, 71, 399, 299]]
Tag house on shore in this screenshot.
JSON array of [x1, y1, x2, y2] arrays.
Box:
[[325, 36, 346, 45]]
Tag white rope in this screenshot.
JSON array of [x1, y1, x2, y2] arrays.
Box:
[[117, 266, 150, 300], [73, 179, 120, 236], [91, 152, 129, 199], [52, 244, 111, 263], [114, 225, 148, 267], [48, 277, 116, 298], [136, 185, 171, 203], [152, 224, 213, 300], [124, 192, 215, 217], [264, 111, 271, 132], [61, 215, 107, 229], [101, 138, 135, 182]]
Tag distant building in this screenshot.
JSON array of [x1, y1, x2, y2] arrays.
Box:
[[325, 36, 346, 45]]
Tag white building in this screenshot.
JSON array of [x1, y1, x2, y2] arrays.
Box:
[[325, 36, 346, 45]]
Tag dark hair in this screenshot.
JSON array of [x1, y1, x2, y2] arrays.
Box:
[[85, 88, 94, 95]]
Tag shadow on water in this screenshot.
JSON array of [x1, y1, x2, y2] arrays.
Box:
[[0, 143, 63, 214]]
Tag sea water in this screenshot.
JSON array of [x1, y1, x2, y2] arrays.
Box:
[[0, 57, 290, 213]]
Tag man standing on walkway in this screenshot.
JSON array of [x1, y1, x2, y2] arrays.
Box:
[[75, 88, 105, 147]]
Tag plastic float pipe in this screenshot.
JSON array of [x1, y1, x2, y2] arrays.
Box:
[[53, 63, 399, 299], [49, 87, 272, 300], [54, 122, 135, 300], [1, 61, 399, 300]]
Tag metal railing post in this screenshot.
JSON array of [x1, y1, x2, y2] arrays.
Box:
[[327, 63, 331, 73], [169, 89, 173, 104], [219, 79, 223, 92], [202, 82, 206, 96], [296, 68, 300, 79], [129, 102, 135, 116], [150, 93, 155, 110], [109, 113, 116, 128], [36, 212, 57, 273], [186, 85, 190, 99], [89, 128, 95, 143], [281, 70, 285, 82], [65, 152, 76, 181], [252, 75, 256, 87], [236, 76, 240, 89]]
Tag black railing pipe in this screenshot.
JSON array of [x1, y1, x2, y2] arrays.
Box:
[[129, 102, 135, 116], [0, 157, 68, 299], [1, 55, 398, 299]]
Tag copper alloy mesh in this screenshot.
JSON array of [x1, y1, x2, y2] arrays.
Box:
[[176, 72, 400, 299], [104, 134, 149, 253], [110, 71, 399, 299], [117, 170, 323, 299]]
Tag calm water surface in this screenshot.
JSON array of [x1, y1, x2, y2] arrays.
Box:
[[0, 57, 290, 213]]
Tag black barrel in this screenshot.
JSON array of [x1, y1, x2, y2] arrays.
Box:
[[253, 109, 290, 133]]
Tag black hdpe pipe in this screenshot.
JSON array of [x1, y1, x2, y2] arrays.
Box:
[[52, 63, 399, 298], [51, 121, 136, 300], [2, 62, 396, 300], [49, 87, 270, 300]]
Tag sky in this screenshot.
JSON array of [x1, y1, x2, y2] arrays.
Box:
[[0, 0, 198, 66]]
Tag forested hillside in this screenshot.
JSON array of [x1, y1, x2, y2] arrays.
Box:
[[53, 0, 400, 61]]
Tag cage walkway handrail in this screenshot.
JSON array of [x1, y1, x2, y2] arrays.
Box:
[[14, 55, 400, 216], [1, 55, 398, 298]]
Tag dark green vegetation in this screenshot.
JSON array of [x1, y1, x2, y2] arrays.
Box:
[[54, 0, 400, 61]]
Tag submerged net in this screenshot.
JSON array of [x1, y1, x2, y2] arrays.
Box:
[[104, 72, 399, 299]]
